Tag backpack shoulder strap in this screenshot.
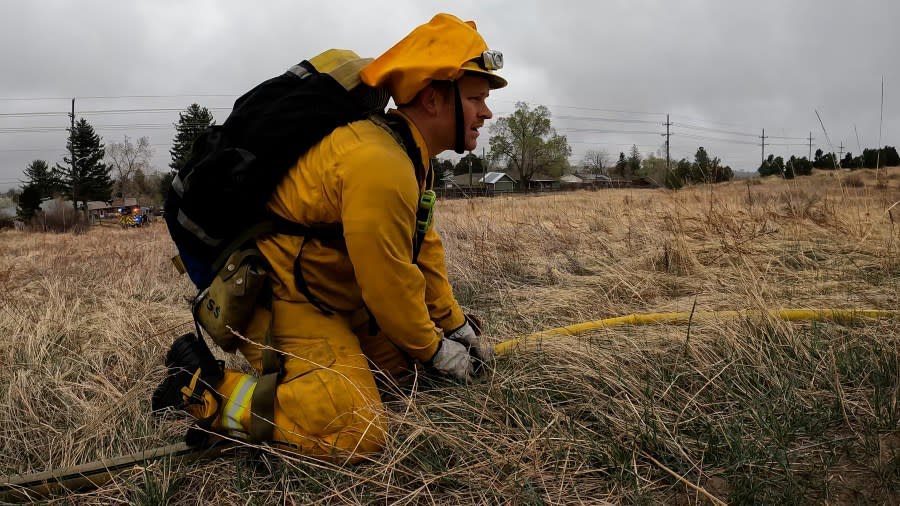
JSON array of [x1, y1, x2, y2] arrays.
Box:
[[375, 114, 435, 263]]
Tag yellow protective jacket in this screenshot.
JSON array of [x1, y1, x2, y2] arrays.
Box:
[[257, 110, 465, 362]]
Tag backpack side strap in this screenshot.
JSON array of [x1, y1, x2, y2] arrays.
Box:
[[248, 291, 282, 442]]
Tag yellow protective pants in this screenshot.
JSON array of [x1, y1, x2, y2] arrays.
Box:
[[188, 300, 411, 462]]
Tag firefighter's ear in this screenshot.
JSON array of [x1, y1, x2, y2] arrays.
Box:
[[407, 81, 452, 117]]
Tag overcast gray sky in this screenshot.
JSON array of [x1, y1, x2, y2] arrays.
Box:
[[1, 0, 897, 191]]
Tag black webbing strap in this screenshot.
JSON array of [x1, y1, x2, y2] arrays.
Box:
[[382, 114, 433, 264], [267, 212, 342, 316], [292, 236, 335, 315]]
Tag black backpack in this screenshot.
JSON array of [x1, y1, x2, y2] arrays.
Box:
[[164, 58, 423, 290]]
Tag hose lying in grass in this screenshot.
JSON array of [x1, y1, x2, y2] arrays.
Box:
[[493, 308, 900, 356], [2, 307, 897, 501]]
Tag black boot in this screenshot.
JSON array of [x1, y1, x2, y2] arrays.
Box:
[[152, 332, 224, 413]]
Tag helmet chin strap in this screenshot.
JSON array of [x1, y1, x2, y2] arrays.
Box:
[[453, 81, 465, 154]]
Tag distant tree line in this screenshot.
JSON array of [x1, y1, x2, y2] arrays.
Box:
[[598, 145, 733, 189], [15, 103, 215, 225], [758, 146, 900, 178]]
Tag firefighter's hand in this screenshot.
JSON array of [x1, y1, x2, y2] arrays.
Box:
[[446, 319, 494, 367], [428, 338, 475, 381]]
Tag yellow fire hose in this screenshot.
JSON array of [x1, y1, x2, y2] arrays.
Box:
[[494, 308, 900, 355], [2, 308, 898, 501]]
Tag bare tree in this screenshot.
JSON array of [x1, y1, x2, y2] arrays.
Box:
[[582, 149, 611, 175], [107, 135, 153, 198]]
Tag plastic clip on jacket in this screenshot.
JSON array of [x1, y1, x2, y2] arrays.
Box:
[[416, 190, 436, 235]]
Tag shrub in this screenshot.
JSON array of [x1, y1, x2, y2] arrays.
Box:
[[844, 174, 865, 188], [28, 205, 88, 233]]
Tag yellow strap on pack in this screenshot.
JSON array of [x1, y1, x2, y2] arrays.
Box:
[[180, 368, 203, 402]]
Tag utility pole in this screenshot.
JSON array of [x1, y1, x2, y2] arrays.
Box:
[[760, 128, 767, 164], [663, 114, 671, 173], [808, 132, 813, 160], [70, 97, 76, 211], [838, 142, 845, 167]]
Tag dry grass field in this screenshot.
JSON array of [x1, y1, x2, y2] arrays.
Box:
[[1, 168, 899, 504]]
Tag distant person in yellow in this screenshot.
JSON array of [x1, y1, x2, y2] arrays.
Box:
[[156, 13, 506, 460]]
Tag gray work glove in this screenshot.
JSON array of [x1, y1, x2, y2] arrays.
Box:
[[446, 316, 494, 367], [429, 338, 475, 381]]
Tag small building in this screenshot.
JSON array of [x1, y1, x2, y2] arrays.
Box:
[[559, 174, 584, 189], [630, 176, 661, 188], [559, 174, 583, 184], [86, 201, 109, 216], [448, 172, 486, 190], [481, 172, 517, 193], [110, 197, 139, 211], [574, 173, 616, 188], [526, 174, 560, 191]]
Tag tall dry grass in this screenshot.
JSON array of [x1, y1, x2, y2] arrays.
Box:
[[1, 169, 898, 504]]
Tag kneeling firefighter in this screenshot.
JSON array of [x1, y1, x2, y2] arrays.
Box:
[[153, 13, 506, 461]]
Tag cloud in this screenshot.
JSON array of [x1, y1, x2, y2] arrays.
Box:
[[1, 0, 897, 191]]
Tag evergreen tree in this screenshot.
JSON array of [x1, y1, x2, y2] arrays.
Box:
[[664, 169, 684, 190], [437, 159, 454, 176], [813, 151, 836, 169], [842, 152, 854, 169], [16, 184, 42, 221], [881, 146, 900, 166], [169, 103, 215, 172], [861, 148, 880, 168], [793, 156, 813, 176], [626, 145, 642, 178], [56, 117, 112, 210], [773, 156, 785, 176], [22, 159, 59, 199], [159, 170, 175, 203], [785, 156, 797, 179], [454, 153, 484, 176], [710, 164, 733, 183], [615, 152, 628, 178], [693, 147, 712, 182], [673, 158, 693, 183], [758, 154, 785, 177]]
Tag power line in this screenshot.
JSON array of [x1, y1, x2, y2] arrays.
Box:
[[490, 98, 667, 117], [673, 122, 758, 138], [0, 94, 239, 101], [0, 107, 232, 119], [553, 114, 660, 125], [556, 128, 662, 135], [676, 132, 761, 146]]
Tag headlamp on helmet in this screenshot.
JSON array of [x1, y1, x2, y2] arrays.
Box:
[[477, 50, 503, 71]]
